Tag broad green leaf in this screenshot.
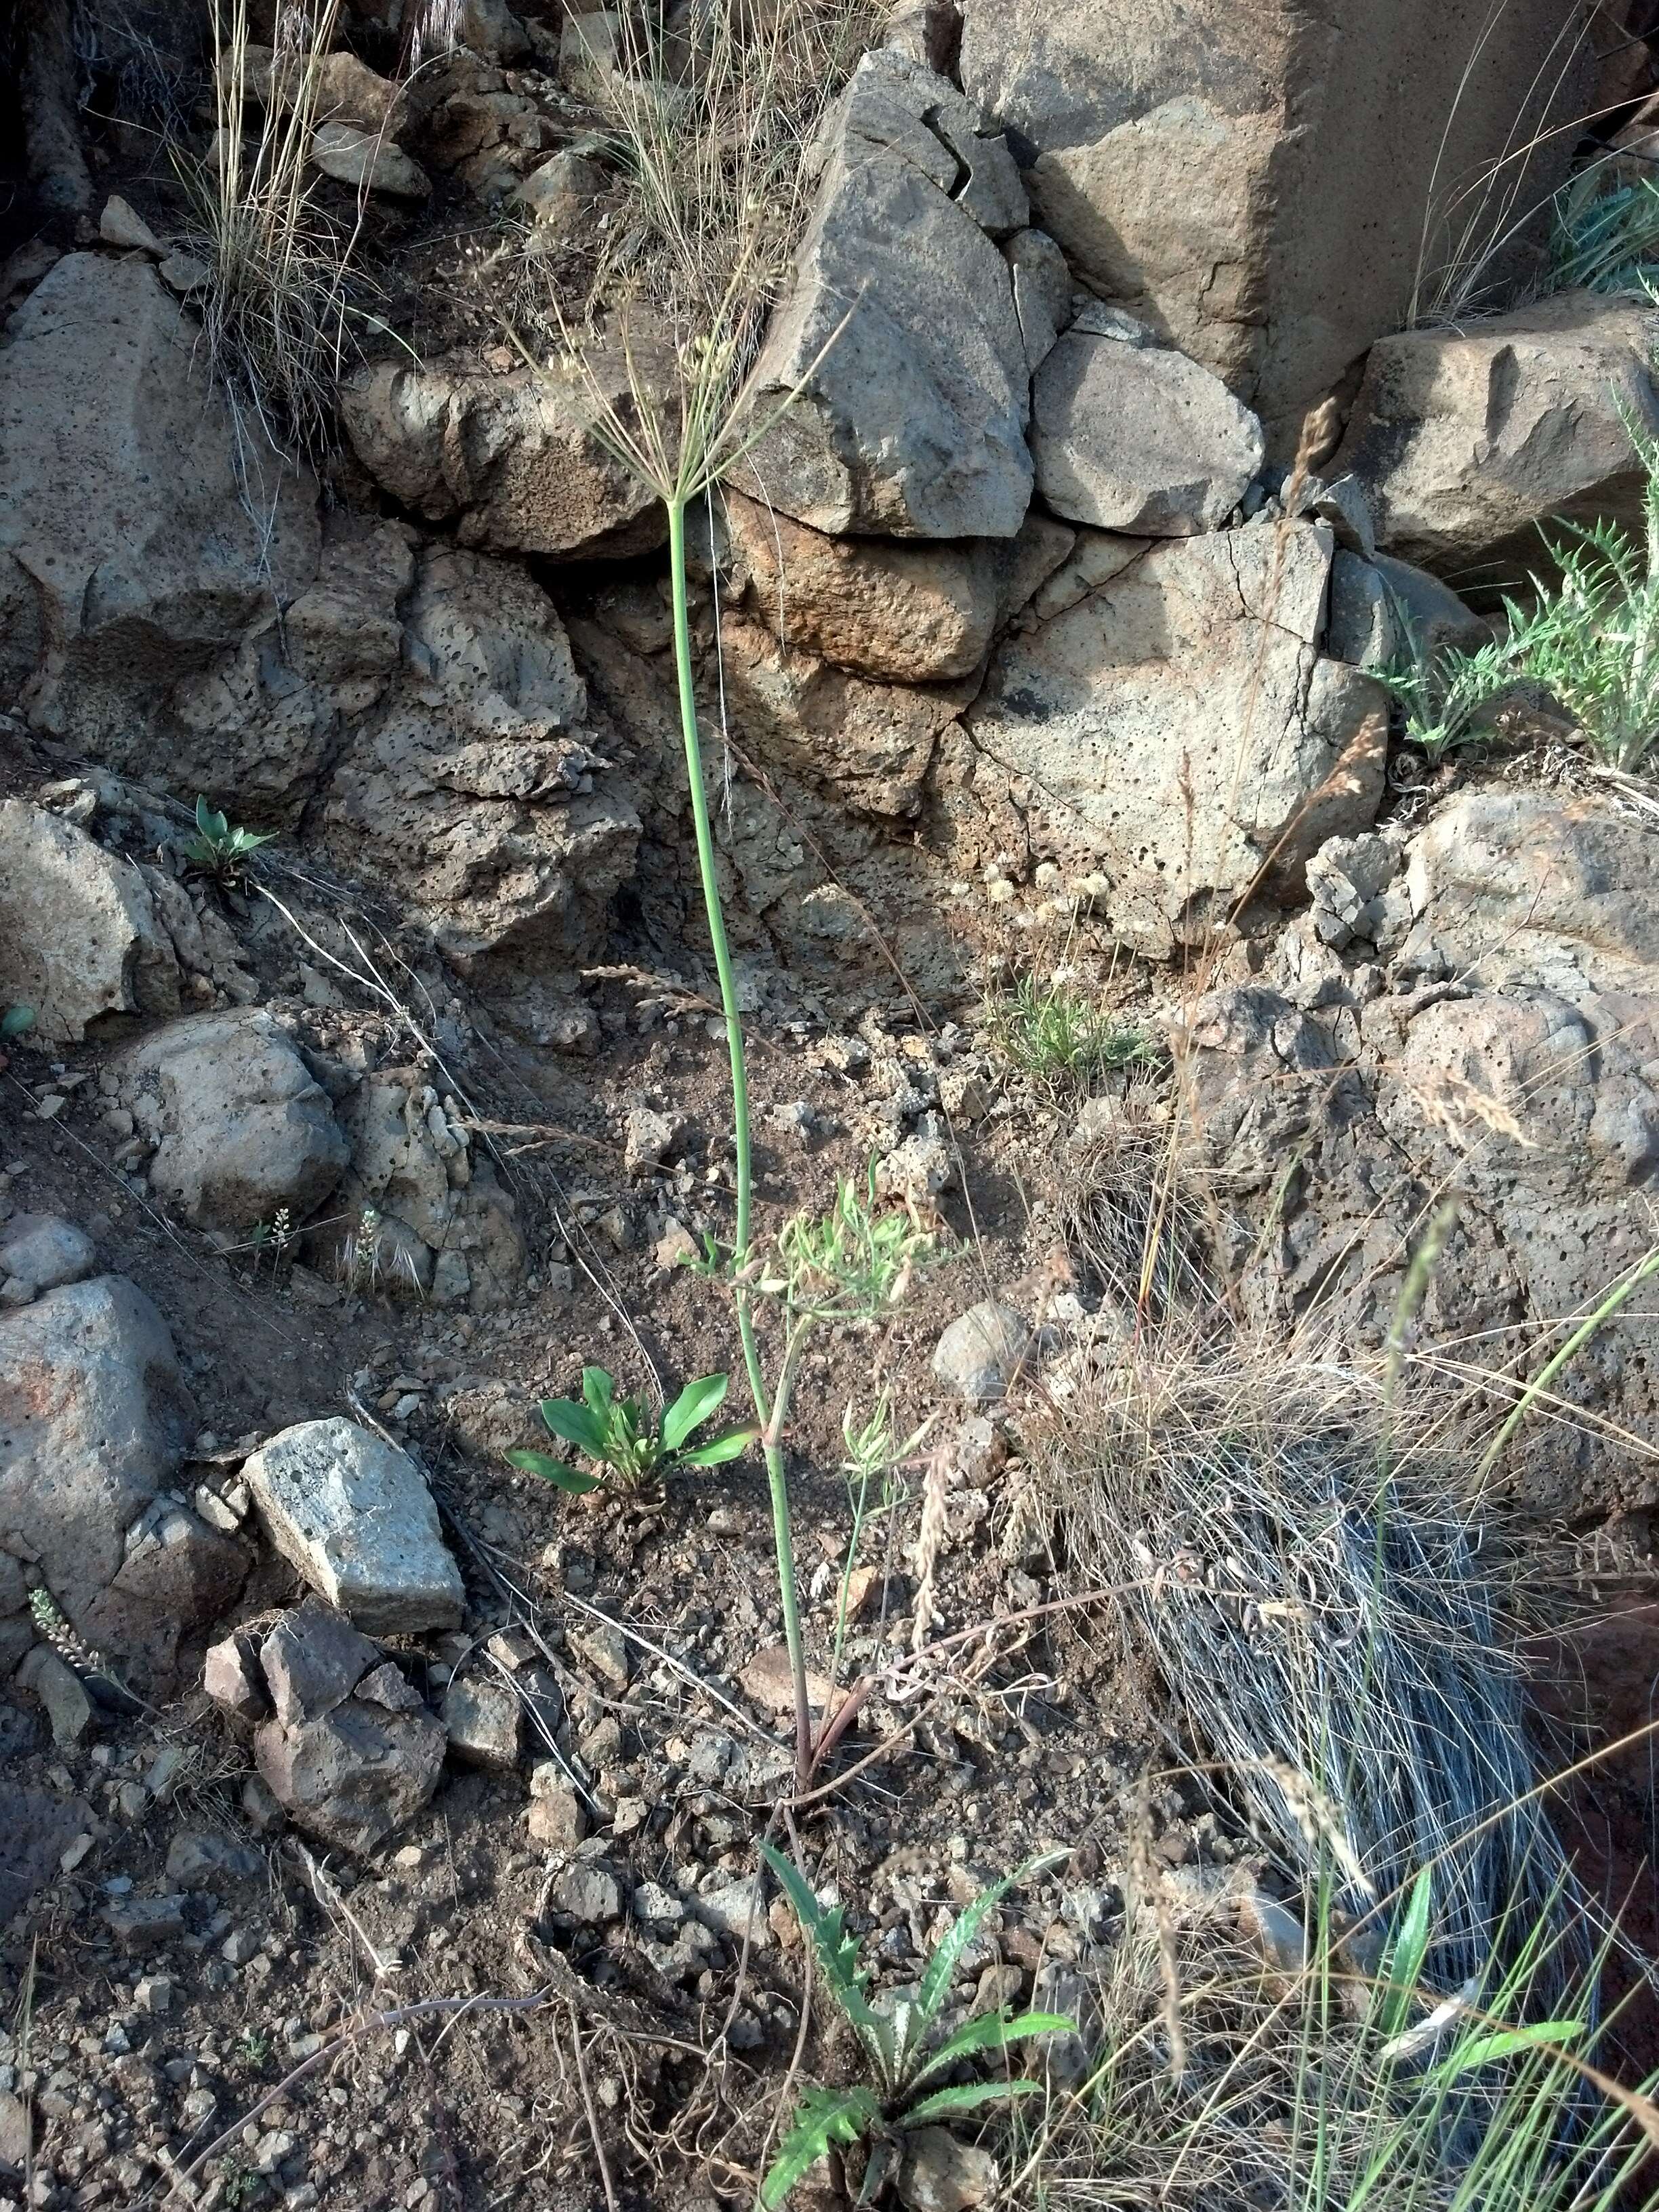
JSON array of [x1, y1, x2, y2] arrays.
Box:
[[538, 1397, 612, 1460], [760, 1843, 882, 2037], [505, 1450, 602, 1496], [916, 1851, 1063, 2028], [581, 1367, 616, 1417], [661, 1372, 729, 1452], [1433, 2020, 1585, 2085], [678, 1427, 757, 1467], [0, 1006, 35, 1040], [760, 2084, 879, 2209], [1372, 1868, 1434, 2039], [195, 795, 225, 838], [899, 2078, 1042, 2128], [909, 2010, 1076, 2091]]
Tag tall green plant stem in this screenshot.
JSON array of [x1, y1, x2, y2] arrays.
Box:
[[667, 495, 813, 1783]]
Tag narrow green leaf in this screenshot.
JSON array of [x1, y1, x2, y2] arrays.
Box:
[[505, 1450, 602, 1496], [760, 2085, 879, 2209], [1373, 1868, 1435, 2039], [760, 1843, 882, 2036], [538, 1397, 611, 1460], [1433, 2020, 1586, 2085], [661, 1372, 729, 1452], [677, 1427, 757, 1467], [899, 2078, 1042, 2128], [581, 1367, 615, 1417], [909, 2010, 1076, 2091], [916, 1852, 1063, 2028]]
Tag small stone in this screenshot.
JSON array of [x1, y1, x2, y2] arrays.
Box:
[[441, 1678, 522, 1769], [59, 1831, 94, 1873], [134, 1975, 172, 2015], [165, 1829, 263, 1887], [355, 1660, 424, 1713], [897, 2128, 999, 2212], [241, 1773, 286, 1836], [693, 1875, 769, 1945], [98, 194, 163, 253], [204, 1631, 267, 1723], [221, 1926, 260, 1965], [572, 1620, 630, 1692], [527, 1779, 588, 1849], [632, 1881, 684, 1926], [549, 1860, 623, 1924], [260, 1603, 380, 1727], [653, 1218, 699, 1269], [623, 1105, 684, 1176], [158, 251, 209, 294], [1239, 1886, 1307, 1973], [738, 1644, 837, 1725], [931, 1300, 1031, 1404], [115, 1780, 149, 1822], [16, 1647, 92, 1746], [309, 121, 430, 198], [102, 1893, 187, 1950], [0, 1214, 95, 1293]]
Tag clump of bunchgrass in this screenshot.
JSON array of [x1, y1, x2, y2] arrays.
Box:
[[987, 973, 1160, 1097], [1549, 162, 1659, 296]]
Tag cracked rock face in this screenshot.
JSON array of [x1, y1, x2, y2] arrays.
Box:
[[748, 49, 1035, 538], [964, 519, 1388, 954]]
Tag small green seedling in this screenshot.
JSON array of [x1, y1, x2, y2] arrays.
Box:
[[508, 1366, 754, 1494], [184, 794, 276, 882], [760, 1845, 1073, 2208], [1, 1005, 35, 1042]]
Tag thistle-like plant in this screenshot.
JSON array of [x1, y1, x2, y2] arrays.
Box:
[[508, 1366, 754, 1494], [760, 1846, 1072, 2209], [184, 795, 276, 883]]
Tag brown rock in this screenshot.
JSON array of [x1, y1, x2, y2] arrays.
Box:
[[255, 1697, 445, 1855]]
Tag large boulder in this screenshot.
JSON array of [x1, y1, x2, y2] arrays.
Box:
[[1184, 790, 1659, 1519], [322, 545, 639, 971], [0, 253, 319, 748], [0, 801, 178, 1042], [340, 350, 665, 560], [964, 520, 1388, 954], [241, 1417, 466, 1635], [117, 1010, 350, 1231], [1030, 307, 1265, 535], [0, 1277, 197, 1656], [958, 1, 1593, 447], [1332, 292, 1659, 591], [747, 50, 1033, 538]]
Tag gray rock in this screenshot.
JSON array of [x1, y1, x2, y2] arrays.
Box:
[[513, 150, 602, 232], [0, 802, 179, 1044], [748, 51, 1033, 538], [933, 1300, 1032, 1402], [340, 350, 664, 560], [117, 1010, 350, 1233], [0, 253, 319, 762], [623, 1106, 684, 1178], [572, 1619, 630, 1692], [898, 2127, 998, 2212], [1239, 1885, 1307, 1972], [165, 1829, 264, 1887], [549, 1860, 624, 1923], [1334, 292, 1659, 586], [1326, 552, 1492, 674], [1031, 314, 1265, 534], [0, 1214, 94, 1294], [96, 1498, 248, 1679], [242, 1418, 465, 1637], [356, 1659, 424, 1712], [960, 0, 1591, 447], [441, 1677, 522, 1769], [1004, 226, 1073, 373], [527, 1765, 587, 1848], [965, 521, 1388, 956], [255, 1694, 445, 1855], [204, 1631, 268, 1724], [1298, 473, 1375, 560], [259, 1603, 380, 1726], [16, 1647, 93, 1746], [0, 1275, 195, 1661], [102, 1893, 188, 1950], [692, 1875, 769, 1945], [309, 123, 430, 199]]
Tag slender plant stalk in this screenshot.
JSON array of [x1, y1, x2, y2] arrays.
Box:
[[1477, 1244, 1659, 1481]]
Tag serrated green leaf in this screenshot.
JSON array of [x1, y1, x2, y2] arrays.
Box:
[[678, 1427, 757, 1467], [1, 1005, 35, 1040], [761, 1843, 882, 2038], [909, 2010, 1076, 2091], [916, 1852, 1063, 2027], [505, 1449, 602, 1496], [760, 2084, 880, 2209], [661, 1372, 728, 1452], [538, 1397, 611, 1460], [581, 1367, 615, 1418], [1433, 2020, 1585, 2085], [899, 2079, 1042, 2128]]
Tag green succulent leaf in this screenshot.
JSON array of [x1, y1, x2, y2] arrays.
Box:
[[677, 1427, 757, 1467], [0, 1005, 35, 1040], [1432, 2020, 1586, 2085], [505, 1450, 602, 1496], [761, 1843, 882, 2039], [909, 2009, 1076, 2092], [899, 2078, 1043, 2128], [661, 1372, 729, 1452], [538, 1396, 612, 1460], [760, 2084, 880, 2210]]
